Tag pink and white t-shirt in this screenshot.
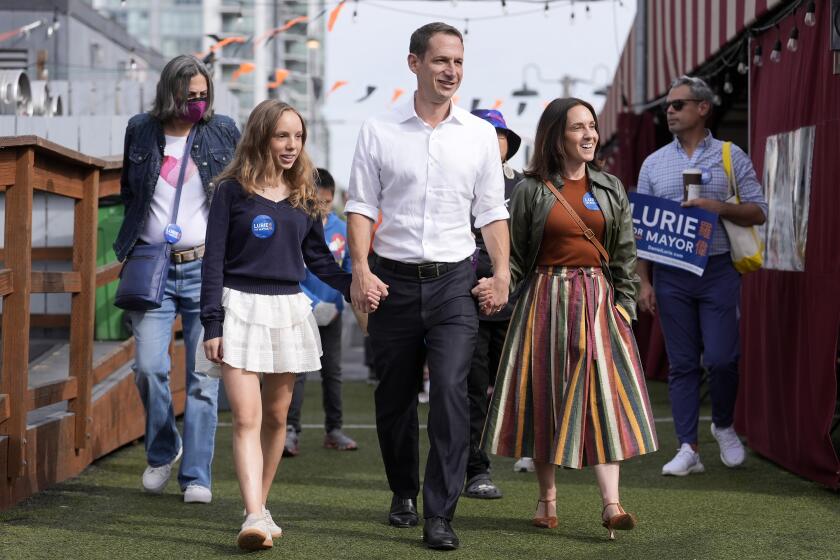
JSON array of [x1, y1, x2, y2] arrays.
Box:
[[139, 134, 209, 250]]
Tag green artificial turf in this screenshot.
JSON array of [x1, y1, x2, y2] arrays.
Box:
[[1, 381, 839, 560]]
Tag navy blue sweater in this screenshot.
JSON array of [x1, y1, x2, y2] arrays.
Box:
[[200, 180, 352, 341]]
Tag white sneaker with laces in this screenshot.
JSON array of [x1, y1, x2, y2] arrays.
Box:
[[183, 483, 212, 504], [661, 443, 705, 476], [263, 508, 282, 539], [141, 446, 182, 493], [237, 512, 272, 551], [711, 423, 746, 467], [513, 457, 536, 473], [242, 507, 282, 539]]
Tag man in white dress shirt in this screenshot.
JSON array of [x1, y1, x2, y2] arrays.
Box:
[[345, 22, 511, 551]]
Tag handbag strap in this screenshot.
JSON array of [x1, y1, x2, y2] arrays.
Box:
[[543, 180, 610, 264], [722, 141, 741, 202], [168, 126, 198, 229]]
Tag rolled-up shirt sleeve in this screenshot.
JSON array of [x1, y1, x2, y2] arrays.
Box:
[[732, 144, 768, 217], [471, 125, 509, 229], [345, 120, 381, 221]]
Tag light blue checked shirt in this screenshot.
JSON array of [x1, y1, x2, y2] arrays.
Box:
[[636, 131, 767, 256]]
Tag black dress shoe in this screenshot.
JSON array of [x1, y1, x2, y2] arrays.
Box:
[[388, 495, 418, 528], [422, 516, 459, 550]]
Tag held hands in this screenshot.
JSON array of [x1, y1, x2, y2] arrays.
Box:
[[471, 275, 510, 316], [351, 268, 389, 314]]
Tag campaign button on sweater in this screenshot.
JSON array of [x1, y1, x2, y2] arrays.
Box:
[[252, 215, 276, 238]]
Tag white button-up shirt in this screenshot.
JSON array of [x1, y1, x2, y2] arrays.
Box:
[[346, 97, 508, 264]]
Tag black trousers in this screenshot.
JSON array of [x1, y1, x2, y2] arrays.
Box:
[[287, 314, 344, 433], [466, 318, 509, 479], [368, 256, 478, 520]]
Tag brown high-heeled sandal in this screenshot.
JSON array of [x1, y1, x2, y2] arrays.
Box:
[[532, 498, 558, 529], [601, 502, 636, 540]]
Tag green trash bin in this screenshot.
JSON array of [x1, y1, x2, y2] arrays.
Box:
[[95, 202, 129, 340]]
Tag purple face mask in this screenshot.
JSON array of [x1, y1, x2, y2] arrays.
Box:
[[183, 98, 208, 123]]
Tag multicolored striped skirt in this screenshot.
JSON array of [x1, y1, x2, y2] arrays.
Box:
[[483, 266, 658, 468]]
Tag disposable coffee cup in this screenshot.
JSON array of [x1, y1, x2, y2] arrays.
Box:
[[683, 168, 702, 201]]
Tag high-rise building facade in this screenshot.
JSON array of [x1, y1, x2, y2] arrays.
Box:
[[90, 0, 328, 163]]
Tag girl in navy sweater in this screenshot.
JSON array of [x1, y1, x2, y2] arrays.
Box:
[[198, 100, 380, 550]]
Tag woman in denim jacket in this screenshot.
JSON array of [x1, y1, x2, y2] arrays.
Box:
[[114, 54, 240, 504]]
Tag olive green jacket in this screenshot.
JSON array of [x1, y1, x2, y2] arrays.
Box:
[[508, 164, 640, 319]]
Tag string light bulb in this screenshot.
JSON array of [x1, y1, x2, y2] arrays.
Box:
[[121, 0, 127, 6], [501, 0, 508, 15], [464, 18, 469, 37], [129, 57, 137, 71], [787, 26, 799, 52], [753, 44, 763, 67], [585, 3, 591, 18], [236, 1, 244, 25], [737, 61, 748, 75], [723, 73, 733, 94], [804, 0, 816, 27], [770, 38, 782, 63], [352, 0, 359, 23], [46, 14, 60, 37], [544, 1, 549, 17]]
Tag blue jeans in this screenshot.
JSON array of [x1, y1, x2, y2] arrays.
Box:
[[127, 258, 219, 490], [653, 254, 741, 446]]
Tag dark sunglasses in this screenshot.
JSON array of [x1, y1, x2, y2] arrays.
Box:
[[662, 99, 703, 112]]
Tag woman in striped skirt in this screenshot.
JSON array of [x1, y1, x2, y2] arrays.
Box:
[[476, 98, 658, 539]]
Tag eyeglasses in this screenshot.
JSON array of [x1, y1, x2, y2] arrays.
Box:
[[662, 99, 703, 112]]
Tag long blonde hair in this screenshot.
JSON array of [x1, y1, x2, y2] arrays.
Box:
[[216, 100, 318, 216]]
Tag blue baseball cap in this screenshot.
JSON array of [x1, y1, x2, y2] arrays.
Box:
[[471, 109, 522, 160]]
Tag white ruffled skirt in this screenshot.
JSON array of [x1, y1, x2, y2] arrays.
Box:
[[195, 288, 322, 377]]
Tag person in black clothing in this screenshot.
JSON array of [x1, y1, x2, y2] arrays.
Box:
[[463, 109, 524, 500], [197, 99, 380, 551], [346, 23, 511, 551]]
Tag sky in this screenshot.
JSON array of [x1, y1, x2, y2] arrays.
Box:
[[319, 0, 638, 188]]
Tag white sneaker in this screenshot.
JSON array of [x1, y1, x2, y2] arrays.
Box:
[[661, 443, 705, 476], [237, 512, 272, 551], [711, 423, 746, 467], [241, 506, 282, 539], [141, 446, 182, 493], [183, 483, 212, 504], [264, 508, 283, 539], [513, 457, 535, 473]]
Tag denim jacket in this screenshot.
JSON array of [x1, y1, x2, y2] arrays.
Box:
[[508, 164, 640, 319], [113, 112, 241, 261]]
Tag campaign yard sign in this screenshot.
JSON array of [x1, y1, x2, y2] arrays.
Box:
[[629, 192, 717, 276]]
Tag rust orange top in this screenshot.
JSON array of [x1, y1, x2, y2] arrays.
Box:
[[537, 175, 606, 267]]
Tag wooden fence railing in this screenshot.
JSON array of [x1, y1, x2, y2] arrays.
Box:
[[0, 136, 186, 509]]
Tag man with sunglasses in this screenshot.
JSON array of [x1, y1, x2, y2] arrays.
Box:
[[635, 76, 767, 477]]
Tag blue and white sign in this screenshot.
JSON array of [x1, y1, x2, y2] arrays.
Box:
[[629, 193, 717, 276], [582, 192, 601, 211], [251, 215, 276, 239], [164, 223, 182, 244]]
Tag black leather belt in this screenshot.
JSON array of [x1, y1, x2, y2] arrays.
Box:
[[374, 255, 464, 280]]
